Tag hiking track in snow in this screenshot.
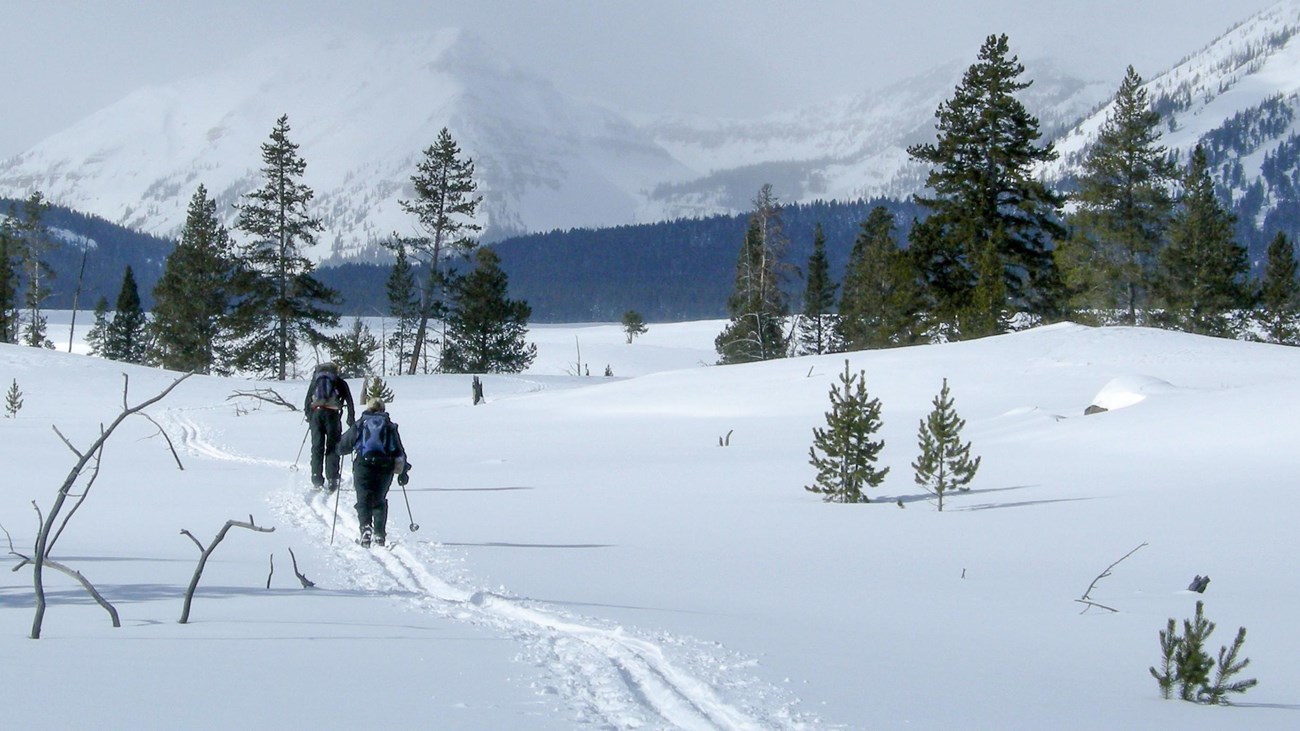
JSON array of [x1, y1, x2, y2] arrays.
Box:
[[165, 410, 816, 731]]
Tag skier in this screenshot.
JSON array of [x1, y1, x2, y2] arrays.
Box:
[[338, 398, 411, 547], [303, 362, 355, 491]]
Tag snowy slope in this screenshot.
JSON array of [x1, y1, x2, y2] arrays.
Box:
[[3, 316, 1300, 729]]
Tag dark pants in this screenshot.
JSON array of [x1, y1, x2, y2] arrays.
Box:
[[309, 408, 343, 485], [353, 456, 394, 538]]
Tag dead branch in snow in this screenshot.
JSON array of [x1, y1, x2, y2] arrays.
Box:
[[1076, 542, 1148, 614], [227, 388, 298, 412], [179, 515, 275, 624]]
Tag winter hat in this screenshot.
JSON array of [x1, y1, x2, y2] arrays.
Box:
[[367, 398, 386, 413]]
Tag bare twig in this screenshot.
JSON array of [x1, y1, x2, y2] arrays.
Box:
[[1076, 542, 1148, 614], [29, 372, 194, 639], [266, 553, 274, 589], [5, 519, 118, 626], [226, 388, 298, 412], [179, 515, 275, 623], [140, 413, 185, 471], [288, 547, 315, 588], [48, 440, 105, 554]]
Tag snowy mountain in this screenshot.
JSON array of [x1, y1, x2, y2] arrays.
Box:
[[0, 28, 1105, 263], [0, 29, 695, 262], [5, 2, 1299, 264], [1046, 0, 1300, 241]]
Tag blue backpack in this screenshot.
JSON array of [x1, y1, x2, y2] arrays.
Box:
[[311, 371, 342, 408], [355, 412, 399, 462]]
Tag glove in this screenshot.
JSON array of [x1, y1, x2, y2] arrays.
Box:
[[398, 472, 409, 486]]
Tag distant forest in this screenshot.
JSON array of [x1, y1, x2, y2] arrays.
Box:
[[10, 187, 1291, 324]]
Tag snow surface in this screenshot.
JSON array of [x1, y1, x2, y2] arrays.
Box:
[[3, 317, 1300, 729]]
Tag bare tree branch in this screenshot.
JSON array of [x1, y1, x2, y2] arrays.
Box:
[[226, 388, 298, 412], [288, 547, 315, 589], [1076, 542, 1148, 614], [179, 516, 275, 624], [266, 553, 274, 589], [48, 441, 105, 554], [140, 412, 185, 471], [29, 372, 193, 639]]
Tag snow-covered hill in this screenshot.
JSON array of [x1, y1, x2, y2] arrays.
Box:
[[3, 317, 1300, 729]]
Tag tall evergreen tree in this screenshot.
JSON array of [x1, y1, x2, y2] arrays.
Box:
[[806, 360, 889, 503], [912, 378, 981, 511], [837, 206, 926, 349], [796, 223, 840, 355], [907, 34, 1065, 333], [101, 266, 150, 364], [384, 237, 421, 375], [441, 247, 537, 374], [85, 296, 110, 356], [398, 127, 483, 375], [14, 192, 54, 348], [152, 185, 240, 374], [1153, 145, 1252, 337], [715, 185, 790, 363], [1258, 231, 1300, 344], [230, 115, 340, 379], [329, 317, 381, 378], [1057, 66, 1176, 325], [0, 216, 19, 343]]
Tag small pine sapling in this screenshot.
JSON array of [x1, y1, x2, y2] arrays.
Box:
[[911, 378, 980, 510], [1201, 625, 1258, 704], [1149, 618, 1179, 699], [1175, 600, 1216, 701], [362, 375, 395, 404], [1151, 600, 1256, 704], [806, 360, 889, 503], [5, 378, 22, 418]]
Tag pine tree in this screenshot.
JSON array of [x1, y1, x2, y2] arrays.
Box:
[[806, 360, 889, 503], [329, 317, 381, 378], [384, 237, 421, 375], [796, 223, 840, 355], [5, 378, 22, 418], [441, 247, 537, 373], [152, 185, 240, 374], [964, 234, 1010, 339], [716, 185, 790, 363], [101, 266, 150, 364], [85, 296, 110, 356], [907, 34, 1065, 332], [230, 114, 340, 380], [399, 127, 483, 375], [1058, 66, 1175, 325], [621, 310, 648, 343], [1257, 231, 1300, 344], [1153, 145, 1252, 337], [838, 206, 925, 349], [912, 378, 981, 511], [14, 192, 54, 349], [361, 374, 395, 404], [0, 216, 19, 344]]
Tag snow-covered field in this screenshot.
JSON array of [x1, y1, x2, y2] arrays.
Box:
[[2, 316, 1299, 729]]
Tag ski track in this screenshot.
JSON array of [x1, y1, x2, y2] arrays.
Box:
[[164, 408, 815, 730]]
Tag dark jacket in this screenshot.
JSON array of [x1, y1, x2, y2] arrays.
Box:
[[304, 366, 356, 425]]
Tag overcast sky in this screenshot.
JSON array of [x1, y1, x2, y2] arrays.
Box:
[[2, 0, 1277, 159]]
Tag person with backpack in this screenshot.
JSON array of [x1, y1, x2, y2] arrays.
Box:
[[338, 398, 411, 547], [303, 362, 356, 491]]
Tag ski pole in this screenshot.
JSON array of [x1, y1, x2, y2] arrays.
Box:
[[399, 475, 419, 532], [291, 425, 310, 471], [330, 479, 342, 545]]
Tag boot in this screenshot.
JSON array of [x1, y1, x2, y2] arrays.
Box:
[[358, 526, 372, 548]]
